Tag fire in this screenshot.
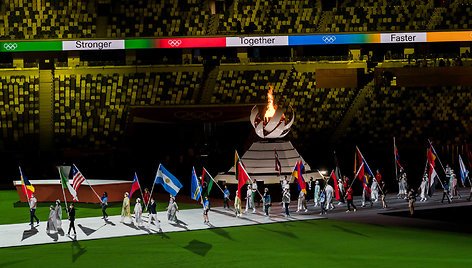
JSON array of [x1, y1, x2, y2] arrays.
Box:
[[264, 86, 277, 121]]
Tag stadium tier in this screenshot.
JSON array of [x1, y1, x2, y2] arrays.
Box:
[[1, 0, 472, 40], [52, 67, 203, 148], [0, 70, 40, 150]]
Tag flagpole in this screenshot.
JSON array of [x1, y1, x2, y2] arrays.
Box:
[[394, 137, 398, 183], [136, 173, 145, 201], [239, 156, 264, 199], [146, 164, 159, 211], [19, 166, 31, 206], [356, 146, 384, 196], [73, 164, 101, 202], [58, 167, 69, 217], [428, 140, 447, 174]]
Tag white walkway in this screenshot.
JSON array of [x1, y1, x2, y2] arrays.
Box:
[[0, 207, 323, 248]]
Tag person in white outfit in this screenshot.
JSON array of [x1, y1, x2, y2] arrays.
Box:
[[325, 184, 334, 210], [245, 185, 252, 213], [419, 174, 428, 202], [371, 179, 379, 202], [314, 180, 320, 207], [54, 200, 62, 230], [134, 198, 143, 227], [296, 190, 307, 212]]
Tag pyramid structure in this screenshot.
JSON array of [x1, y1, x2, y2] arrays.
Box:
[[215, 140, 323, 184]]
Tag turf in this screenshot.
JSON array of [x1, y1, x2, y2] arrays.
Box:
[[0, 190, 200, 225], [1, 218, 472, 267]]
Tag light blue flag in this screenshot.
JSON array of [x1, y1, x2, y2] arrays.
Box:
[[459, 155, 469, 186], [190, 167, 201, 200], [154, 164, 182, 196]]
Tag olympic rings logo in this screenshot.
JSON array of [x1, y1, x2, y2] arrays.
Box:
[[167, 40, 182, 47], [322, 36, 336, 44], [3, 43, 18, 50]]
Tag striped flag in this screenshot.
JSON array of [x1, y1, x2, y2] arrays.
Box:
[[59, 166, 78, 201], [459, 155, 469, 186], [72, 164, 86, 192]]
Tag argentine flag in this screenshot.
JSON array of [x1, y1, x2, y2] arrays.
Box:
[[459, 155, 469, 186], [155, 164, 183, 196]]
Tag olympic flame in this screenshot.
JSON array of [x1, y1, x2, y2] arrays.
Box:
[[264, 86, 277, 121]]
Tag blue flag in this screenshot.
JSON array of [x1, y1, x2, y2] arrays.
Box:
[[190, 167, 201, 200], [154, 164, 182, 196], [459, 155, 469, 186]]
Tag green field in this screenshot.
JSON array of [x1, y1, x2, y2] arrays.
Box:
[[0, 190, 200, 225], [1, 218, 472, 267], [2, 189, 472, 267]]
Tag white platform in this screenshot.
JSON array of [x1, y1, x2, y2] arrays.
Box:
[[0, 207, 322, 248]]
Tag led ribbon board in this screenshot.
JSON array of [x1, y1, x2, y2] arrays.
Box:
[[0, 31, 471, 52]]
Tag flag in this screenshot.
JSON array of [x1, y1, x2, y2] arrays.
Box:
[[237, 161, 251, 199], [235, 150, 240, 182], [459, 155, 469, 186], [333, 151, 342, 200], [331, 170, 340, 200], [292, 161, 307, 194], [191, 167, 202, 200], [130, 173, 141, 198], [394, 138, 403, 168], [19, 167, 35, 199], [466, 143, 472, 169], [201, 167, 214, 197], [59, 166, 78, 201], [427, 141, 437, 168], [356, 147, 372, 190], [154, 164, 182, 196], [275, 148, 282, 175], [71, 164, 86, 192], [428, 162, 439, 197]]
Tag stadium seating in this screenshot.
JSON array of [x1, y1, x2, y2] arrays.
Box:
[[0, 73, 40, 149], [106, 0, 212, 38], [345, 85, 472, 144], [53, 69, 202, 148], [0, 0, 95, 39]]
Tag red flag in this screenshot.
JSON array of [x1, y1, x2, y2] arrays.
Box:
[[130, 173, 141, 198], [331, 170, 341, 200], [237, 162, 251, 199]]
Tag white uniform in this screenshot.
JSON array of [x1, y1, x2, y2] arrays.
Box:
[[420, 179, 428, 201], [325, 185, 334, 210], [245, 188, 252, 212], [134, 202, 143, 227], [297, 191, 306, 212], [371, 180, 379, 202]]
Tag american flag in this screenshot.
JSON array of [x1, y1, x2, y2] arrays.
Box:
[[72, 164, 86, 191], [275, 148, 282, 175]]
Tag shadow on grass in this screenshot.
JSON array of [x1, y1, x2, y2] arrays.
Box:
[[182, 239, 212, 256], [71, 240, 87, 263], [258, 225, 298, 239], [208, 226, 234, 241], [332, 224, 369, 237], [0, 260, 26, 267]]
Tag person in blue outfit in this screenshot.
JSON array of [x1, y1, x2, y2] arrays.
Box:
[[101, 192, 108, 219], [202, 196, 210, 224], [263, 188, 271, 216], [223, 185, 230, 209]]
